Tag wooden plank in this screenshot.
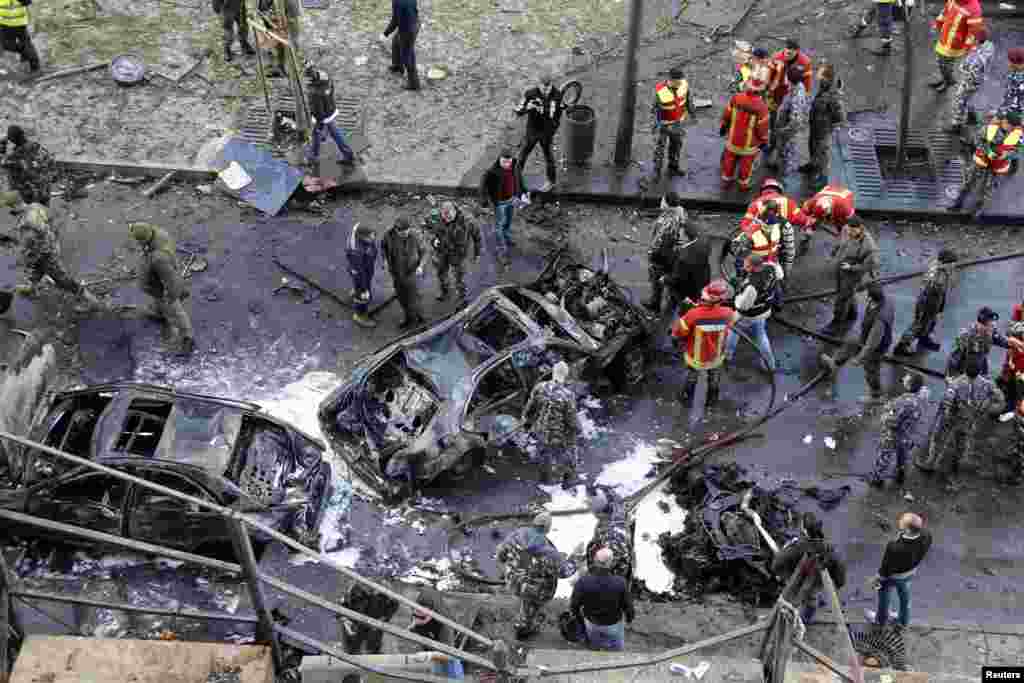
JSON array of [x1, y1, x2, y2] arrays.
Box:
[[9, 636, 273, 683], [54, 158, 217, 182]]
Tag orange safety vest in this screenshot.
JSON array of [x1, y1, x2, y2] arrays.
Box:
[[655, 79, 689, 123], [743, 192, 810, 229], [934, 0, 983, 58], [736, 220, 780, 261], [974, 124, 1023, 174]]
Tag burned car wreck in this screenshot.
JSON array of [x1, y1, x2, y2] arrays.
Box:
[[319, 251, 656, 497], [658, 464, 850, 606], [1, 383, 333, 559]]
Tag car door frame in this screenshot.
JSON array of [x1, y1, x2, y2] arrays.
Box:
[[24, 469, 131, 544], [124, 466, 228, 554]]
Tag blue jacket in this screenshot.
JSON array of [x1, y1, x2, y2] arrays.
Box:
[[384, 0, 417, 35], [346, 229, 377, 294]]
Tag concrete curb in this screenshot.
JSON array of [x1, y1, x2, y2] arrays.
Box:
[[54, 157, 1024, 225]]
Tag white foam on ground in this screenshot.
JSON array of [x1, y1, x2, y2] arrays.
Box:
[[292, 545, 363, 568], [594, 441, 660, 497], [631, 481, 687, 595], [539, 484, 597, 599]]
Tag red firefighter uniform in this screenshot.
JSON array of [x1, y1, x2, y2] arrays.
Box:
[[720, 86, 770, 190], [741, 189, 810, 231], [802, 185, 856, 229], [671, 302, 737, 369], [934, 0, 984, 59], [767, 50, 813, 111], [972, 121, 1023, 174]]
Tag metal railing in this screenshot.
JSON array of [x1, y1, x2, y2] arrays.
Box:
[[0, 429, 871, 683]]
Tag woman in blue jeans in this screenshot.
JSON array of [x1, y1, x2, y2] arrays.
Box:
[[867, 512, 932, 627]]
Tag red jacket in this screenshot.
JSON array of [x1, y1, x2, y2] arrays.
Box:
[[767, 50, 813, 109], [741, 190, 810, 231], [972, 123, 1023, 174], [671, 303, 737, 369], [721, 92, 770, 156], [802, 185, 855, 226], [934, 0, 983, 58]]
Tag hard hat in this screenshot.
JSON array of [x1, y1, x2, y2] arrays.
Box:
[[761, 177, 783, 194]]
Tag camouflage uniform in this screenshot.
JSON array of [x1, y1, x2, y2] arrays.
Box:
[[496, 526, 564, 637], [923, 374, 1003, 473], [646, 206, 689, 311], [522, 379, 580, 481], [133, 223, 195, 350], [1009, 411, 1024, 485], [14, 204, 83, 295], [586, 495, 632, 582], [807, 81, 845, 185], [773, 82, 810, 175], [894, 258, 954, 350], [422, 205, 481, 303], [3, 141, 57, 206], [998, 69, 1024, 117], [946, 323, 1010, 377], [951, 41, 995, 127], [870, 390, 924, 483]]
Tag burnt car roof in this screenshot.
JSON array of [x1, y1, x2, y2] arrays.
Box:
[[56, 382, 326, 450]]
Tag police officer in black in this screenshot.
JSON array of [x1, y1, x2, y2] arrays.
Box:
[[514, 74, 564, 193]]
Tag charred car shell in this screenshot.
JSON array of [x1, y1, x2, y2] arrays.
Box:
[[319, 252, 656, 497], [3, 382, 333, 557]]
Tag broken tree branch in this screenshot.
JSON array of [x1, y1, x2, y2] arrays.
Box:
[[33, 62, 109, 84]]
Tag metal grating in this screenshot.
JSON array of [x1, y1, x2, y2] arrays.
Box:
[[238, 87, 364, 147], [844, 126, 965, 207]]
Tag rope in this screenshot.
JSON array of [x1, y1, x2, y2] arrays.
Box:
[[776, 597, 806, 642]]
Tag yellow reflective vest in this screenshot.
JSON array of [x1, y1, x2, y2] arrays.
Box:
[[0, 0, 28, 28]]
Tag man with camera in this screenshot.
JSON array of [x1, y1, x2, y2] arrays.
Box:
[[514, 74, 564, 193]]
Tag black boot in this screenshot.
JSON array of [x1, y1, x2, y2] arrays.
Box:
[[798, 162, 817, 174], [705, 385, 719, 410], [847, 307, 859, 322], [241, 41, 256, 56], [918, 336, 941, 351], [895, 467, 906, 487], [436, 288, 449, 302], [224, 45, 233, 62], [945, 124, 963, 136], [869, 39, 893, 56]]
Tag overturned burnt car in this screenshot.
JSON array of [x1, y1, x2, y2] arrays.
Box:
[[319, 250, 656, 497], [659, 464, 805, 606], [1, 383, 333, 559]]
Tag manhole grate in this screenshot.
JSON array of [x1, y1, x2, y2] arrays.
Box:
[[239, 91, 364, 147], [842, 126, 965, 207]]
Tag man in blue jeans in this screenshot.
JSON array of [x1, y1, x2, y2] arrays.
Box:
[[725, 253, 780, 373], [305, 66, 355, 168], [479, 149, 529, 271], [570, 547, 634, 650], [867, 512, 932, 627]]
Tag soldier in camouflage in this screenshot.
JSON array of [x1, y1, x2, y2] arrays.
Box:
[[923, 355, 1004, 480], [999, 48, 1024, 118], [5, 204, 99, 307], [1, 126, 57, 207], [870, 373, 926, 488], [522, 360, 580, 487], [893, 249, 958, 356], [1009, 400, 1024, 485], [645, 192, 690, 314], [495, 512, 573, 639], [585, 487, 632, 583], [422, 200, 481, 304], [130, 222, 195, 355], [770, 65, 811, 175], [801, 64, 845, 190], [948, 31, 994, 136], [946, 306, 1024, 377]]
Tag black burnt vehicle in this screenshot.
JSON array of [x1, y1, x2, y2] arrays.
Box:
[[319, 250, 655, 497], [1, 383, 333, 559]]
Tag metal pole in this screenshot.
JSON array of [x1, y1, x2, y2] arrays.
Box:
[[613, 0, 644, 165], [229, 519, 285, 673], [897, 5, 914, 167], [9, 589, 260, 625], [0, 552, 19, 683], [252, 23, 273, 123]]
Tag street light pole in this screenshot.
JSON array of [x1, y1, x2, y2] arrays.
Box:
[[614, 0, 644, 166]]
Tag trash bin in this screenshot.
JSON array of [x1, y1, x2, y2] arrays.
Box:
[[563, 105, 596, 167]]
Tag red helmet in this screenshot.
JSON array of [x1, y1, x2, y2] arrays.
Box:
[[701, 279, 731, 303], [761, 178, 783, 194]]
